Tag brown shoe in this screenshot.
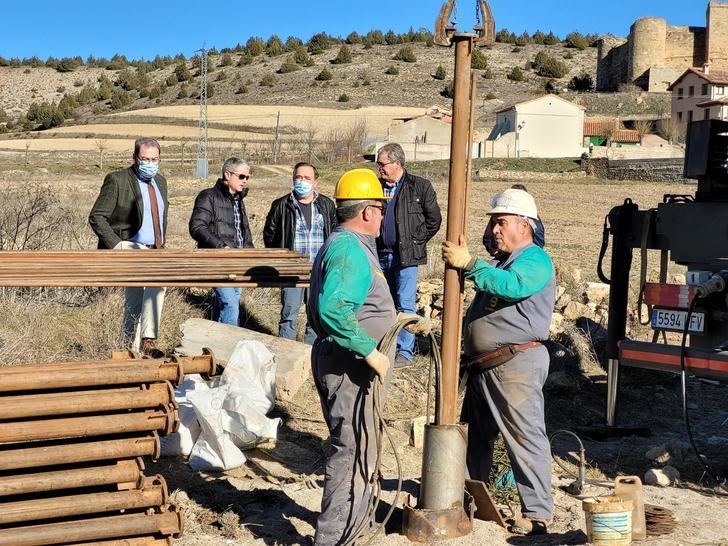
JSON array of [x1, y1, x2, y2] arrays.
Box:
[[140, 338, 165, 359], [394, 354, 412, 368], [508, 515, 551, 536]]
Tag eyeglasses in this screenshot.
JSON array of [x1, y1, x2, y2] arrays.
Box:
[[367, 204, 384, 214], [229, 172, 250, 181], [376, 160, 396, 168]]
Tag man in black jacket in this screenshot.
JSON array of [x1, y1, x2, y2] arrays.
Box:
[[189, 157, 254, 326], [376, 143, 442, 366], [263, 162, 336, 344]]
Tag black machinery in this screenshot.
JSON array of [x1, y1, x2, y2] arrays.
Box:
[[600, 119, 728, 426]]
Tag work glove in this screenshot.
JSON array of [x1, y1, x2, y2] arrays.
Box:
[[364, 349, 390, 381], [441, 241, 472, 269], [397, 312, 432, 336]]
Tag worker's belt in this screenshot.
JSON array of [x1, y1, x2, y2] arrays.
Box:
[[464, 341, 543, 373]]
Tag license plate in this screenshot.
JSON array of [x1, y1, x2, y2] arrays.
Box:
[[651, 308, 705, 333]]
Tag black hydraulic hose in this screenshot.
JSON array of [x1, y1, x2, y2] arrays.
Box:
[[597, 214, 612, 285]]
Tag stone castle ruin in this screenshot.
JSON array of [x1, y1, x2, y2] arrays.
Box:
[[597, 1, 728, 92]]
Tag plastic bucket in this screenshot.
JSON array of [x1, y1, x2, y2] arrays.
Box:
[[583, 495, 633, 545]]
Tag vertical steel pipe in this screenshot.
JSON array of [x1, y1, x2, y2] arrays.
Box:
[[439, 34, 474, 425], [0, 459, 144, 497], [418, 424, 468, 510], [0, 434, 160, 471]]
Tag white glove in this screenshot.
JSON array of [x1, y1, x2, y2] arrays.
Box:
[[397, 312, 432, 336], [364, 349, 390, 381]]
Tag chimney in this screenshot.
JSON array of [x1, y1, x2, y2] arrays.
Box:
[[704, 63, 711, 75]]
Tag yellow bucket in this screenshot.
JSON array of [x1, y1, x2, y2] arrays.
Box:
[[583, 495, 633, 545]]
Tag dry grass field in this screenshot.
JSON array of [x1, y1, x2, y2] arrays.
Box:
[[0, 156, 726, 545]]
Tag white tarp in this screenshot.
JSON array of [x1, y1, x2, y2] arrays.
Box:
[[162, 340, 281, 471]]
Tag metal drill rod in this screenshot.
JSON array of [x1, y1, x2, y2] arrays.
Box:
[[0, 481, 167, 525], [0, 434, 160, 471], [439, 34, 475, 425], [0, 508, 183, 546], [0, 459, 144, 497]]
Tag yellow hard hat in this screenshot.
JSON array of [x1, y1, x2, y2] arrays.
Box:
[[334, 168, 389, 200]]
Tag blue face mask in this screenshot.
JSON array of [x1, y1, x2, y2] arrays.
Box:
[[137, 161, 159, 181], [293, 180, 313, 198]]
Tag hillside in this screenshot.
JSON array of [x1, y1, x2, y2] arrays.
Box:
[[0, 39, 670, 133]]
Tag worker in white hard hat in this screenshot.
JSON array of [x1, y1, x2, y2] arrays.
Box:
[[441, 188, 556, 536]]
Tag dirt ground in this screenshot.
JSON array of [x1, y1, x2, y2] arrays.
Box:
[[1, 159, 727, 545]]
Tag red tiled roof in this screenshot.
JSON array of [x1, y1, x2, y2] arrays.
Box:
[[584, 118, 640, 142], [668, 68, 728, 90]]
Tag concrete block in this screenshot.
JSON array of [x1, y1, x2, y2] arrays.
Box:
[[410, 416, 428, 449], [175, 318, 311, 402]]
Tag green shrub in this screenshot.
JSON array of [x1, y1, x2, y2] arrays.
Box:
[[216, 71, 227, 81], [441, 81, 454, 99], [56, 86, 66, 93], [568, 73, 594, 91], [543, 32, 561, 45], [385, 30, 399, 45], [482, 68, 493, 79], [278, 59, 300, 73], [26, 101, 65, 129], [307, 32, 332, 54], [166, 74, 178, 86], [293, 47, 314, 66], [384, 65, 399, 75], [237, 53, 253, 66], [564, 51, 574, 60], [315, 68, 333, 81], [177, 85, 188, 99], [148, 86, 162, 99], [109, 89, 134, 110], [56, 57, 83, 73], [206, 83, 214, 98], [485, 92, 497, 100], [565, 32, 589, 50], [338, 93, 350, 102], [496, 29, 516, 44], [515, 32, 531, 46], [266, 35, 286, 56], [507, 67, 525, 81], [433, 65, 446, 80], [246, 37, 265, 56], [174, 63, 191, 82], [346, 31, 362, 44], [532, 31, 546, 45], [366, 30, 386, 45], [260, 74, 276, 87], [534, 51, 568, 78], [331, 45, 353, 64], [393, 46, 416, 63], [471, 48, 488, 69], [236, 84, 248, 94], [285, 36, 303, 50], [220, 53, 233, 66]]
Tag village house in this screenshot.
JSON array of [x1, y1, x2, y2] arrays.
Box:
[[669, 66, 728, 135]]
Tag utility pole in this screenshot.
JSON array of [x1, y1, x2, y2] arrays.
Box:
[[272, 110, 281, 164], [196, 47, 208, 180]]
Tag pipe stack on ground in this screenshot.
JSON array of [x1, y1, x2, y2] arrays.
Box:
[[0, 249, 311, 287], [0, 350, 218, 545]]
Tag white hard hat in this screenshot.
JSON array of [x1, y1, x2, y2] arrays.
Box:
[[487, 188, 538, 219]]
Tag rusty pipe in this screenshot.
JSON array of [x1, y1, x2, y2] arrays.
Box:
[[0, 458, 144, 497], [0, 508, 183, 546], [0, 406, 178, 444], [439, 34, 475, 425], [0, 363, 183, 392], [71, 538, 172, 546], [0, 434, 160, 471], [0, 481, 167, 525], [0, 383, 173, 420]]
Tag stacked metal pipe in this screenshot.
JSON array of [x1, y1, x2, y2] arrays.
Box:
[[0, 249, 311, 287], [0, 350, 219, 545]]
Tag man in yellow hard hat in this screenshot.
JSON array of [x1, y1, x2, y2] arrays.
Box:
[[306, 168, 397, 545]]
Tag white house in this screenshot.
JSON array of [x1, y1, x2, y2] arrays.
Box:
[[482, 95, 586, 158], [378, 105, 454, 161], [668, 66, 728, 135]]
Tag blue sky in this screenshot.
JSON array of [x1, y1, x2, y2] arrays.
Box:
[[0, 1, 707, 60]]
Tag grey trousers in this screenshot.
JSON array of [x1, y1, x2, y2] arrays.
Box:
[[461, 345, 553, 520], [311, 339, 389, 546], [116, 242, 166, 349]]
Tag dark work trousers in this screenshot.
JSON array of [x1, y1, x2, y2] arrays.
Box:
[[311, 338, 392, 546], [461, 345, 553, 520]]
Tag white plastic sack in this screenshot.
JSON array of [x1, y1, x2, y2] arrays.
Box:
[[187, 340, 281, 471], [160, 374, 207, 457]]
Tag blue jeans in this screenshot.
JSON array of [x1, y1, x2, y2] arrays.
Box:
[[279, 287, 316, 345], [213, 287, 241, 326], [379, 252, 418, 361]]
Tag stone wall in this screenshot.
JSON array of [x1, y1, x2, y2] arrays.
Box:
[[583, 157, 689, 182], [597, 38, 630, 91]]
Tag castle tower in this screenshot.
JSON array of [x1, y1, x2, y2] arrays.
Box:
[[707, 0, 728, 69], [628, 17, 667, 85]]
